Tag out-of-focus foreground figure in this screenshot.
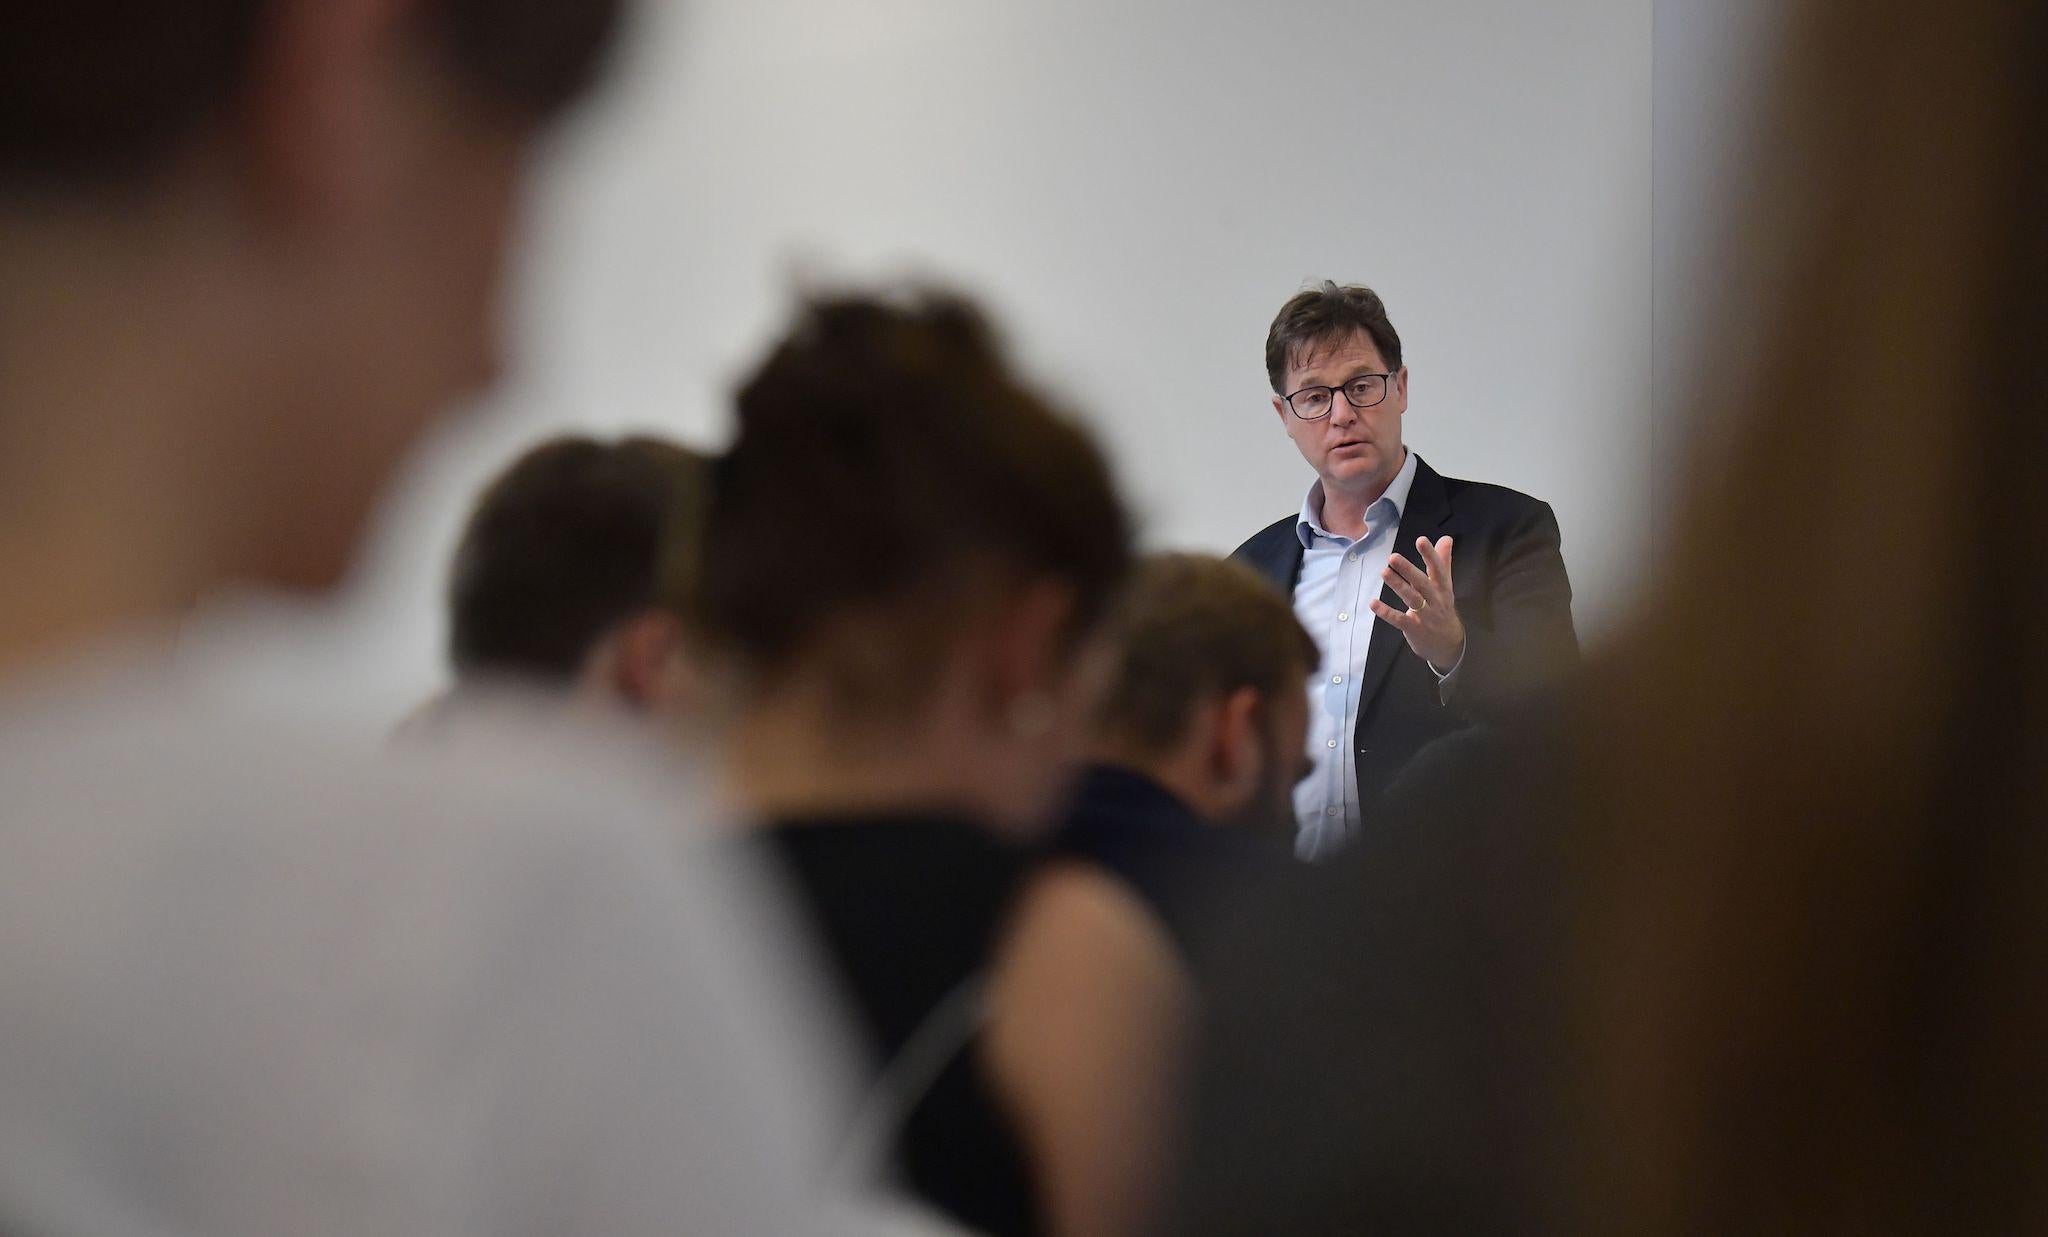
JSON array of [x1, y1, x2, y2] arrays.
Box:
[[1176, 0, 2047, 1232], [690, 291, 1187, 1237], [0, 0, 617, 618], [0, 3, 858, 1233], [1056, 553, 1313, 962]]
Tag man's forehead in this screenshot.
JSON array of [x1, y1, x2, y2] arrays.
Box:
[[1288, 331, 1386, 381]]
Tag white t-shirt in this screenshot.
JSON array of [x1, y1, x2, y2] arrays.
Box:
[[0, 650, 874, 1236]]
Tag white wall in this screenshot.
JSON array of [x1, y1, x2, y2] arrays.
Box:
[[1651, 0, 1782, 500], [201, 0, 1653, 730]]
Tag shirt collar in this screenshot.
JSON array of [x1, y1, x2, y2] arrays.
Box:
[[1296, 448, 1418, 547]]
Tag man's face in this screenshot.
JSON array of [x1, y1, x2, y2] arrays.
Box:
[[1222, 684, 1312, 840], [1272, 331, 1408, 502]]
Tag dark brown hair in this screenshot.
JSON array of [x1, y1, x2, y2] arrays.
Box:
[[691, 288, 1133, 716], [1094, 554, 1317, 755], [0, 0, 624, 187], [1264, 281, 1404, 394], [448, 435, 707, 683]]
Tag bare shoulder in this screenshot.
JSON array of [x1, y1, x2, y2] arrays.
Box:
[[984, 862, 1190, 1237], [995, 861, 1185, 990]]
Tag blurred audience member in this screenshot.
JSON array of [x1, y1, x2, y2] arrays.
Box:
[[690, 290, 1186, 1237], [1235, 281, 1579, 859], [0, 2, 859, 1233], [1056, 553, 1314, 959], [402, 434, 710, 736], [1177, 0, 2046, 1232]]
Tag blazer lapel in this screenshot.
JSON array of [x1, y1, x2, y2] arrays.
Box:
[[1356, 455, 1452, 719], [1279, 536, 1307, 592]]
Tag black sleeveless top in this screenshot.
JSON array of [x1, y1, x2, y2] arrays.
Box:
[[764, 815, 1043, 1237]]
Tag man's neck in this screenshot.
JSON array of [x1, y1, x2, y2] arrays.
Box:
[[1086, 743, 1215, 823], [0, 495, 205, 686], [725, 689, 1003, 826], [1317, 450, 1406, 540], [0, 232, 252, 683]]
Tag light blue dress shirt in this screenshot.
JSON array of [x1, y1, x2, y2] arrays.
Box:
[[1289, 449, 1426, 860]]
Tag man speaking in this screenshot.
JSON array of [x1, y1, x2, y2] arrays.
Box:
[[1233, 282, 1578, 859]]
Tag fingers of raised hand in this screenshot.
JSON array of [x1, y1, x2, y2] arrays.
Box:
[[1368, 597, 1419, 630], [1417, 536, 1455, 595], [1385, 554, 1440, 606], [1381, 562, 1429, 612]]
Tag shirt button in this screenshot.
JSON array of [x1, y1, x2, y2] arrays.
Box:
[[1326, 739, 1338, 748], [1325, 807, 1339, 818], [1331, 674, 1343, 684], [1338, 612, 1349, 621]]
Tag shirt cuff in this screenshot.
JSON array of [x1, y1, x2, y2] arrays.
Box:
[[1429, 642, 1466, 703]]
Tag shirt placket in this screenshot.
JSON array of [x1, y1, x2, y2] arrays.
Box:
[[1327, 534, 1368, 845], [1339, 516, 1384, 842]]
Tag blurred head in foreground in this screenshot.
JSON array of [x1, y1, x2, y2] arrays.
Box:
[[0, 10, 895, 1236], [691, 288, 1183, 1237], [0, 0, 623, 674], [1089, 553, 1316, 837], [433, 434, 709, 721], [689, 287, 1134, 831]]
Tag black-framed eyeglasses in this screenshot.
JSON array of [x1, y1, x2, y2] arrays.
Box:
[[1283, 372, 1393, 420]]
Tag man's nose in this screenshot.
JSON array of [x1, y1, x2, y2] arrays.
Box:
[[1328, 395, 1360, 430]]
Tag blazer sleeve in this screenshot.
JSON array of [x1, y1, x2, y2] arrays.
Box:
[[1440, 500, 1578, 719]]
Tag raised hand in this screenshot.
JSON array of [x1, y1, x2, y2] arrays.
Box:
[[1369, 536, 1466, 671]]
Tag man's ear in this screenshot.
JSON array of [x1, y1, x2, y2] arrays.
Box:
[[605, 610, 688, 710], [245, 0, 413, 225], [981, 579, 1081, 725], [1209, 686, 1266, 809], [1271, 394, 1291, 426]]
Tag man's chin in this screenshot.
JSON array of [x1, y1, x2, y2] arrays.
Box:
[[1320, 453, 1383, 485]]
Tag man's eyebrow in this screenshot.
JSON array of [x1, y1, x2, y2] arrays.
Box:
[[1299, 367, 1378, 388]]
